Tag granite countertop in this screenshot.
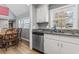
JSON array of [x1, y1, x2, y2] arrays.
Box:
[[32, 29, 79, 37], [44, 31, 79, 37]]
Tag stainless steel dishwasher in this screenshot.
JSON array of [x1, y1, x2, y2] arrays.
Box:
[[32, 31, 44, 52]]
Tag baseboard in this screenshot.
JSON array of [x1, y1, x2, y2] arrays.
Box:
[[21, 37, 29, 42]]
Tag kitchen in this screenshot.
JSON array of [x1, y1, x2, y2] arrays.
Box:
[[0, 4, 79, 54], [0, 0, 79, 59], [31, 4, 79, 54]]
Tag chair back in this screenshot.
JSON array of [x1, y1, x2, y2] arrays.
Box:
[[16, 28, 22, 39], [5, 29, 12, 40], [5, 29, 17, 40], [0, 35, 3, 43]]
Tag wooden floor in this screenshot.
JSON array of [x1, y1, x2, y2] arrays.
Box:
[[0, 40, 40, 54]]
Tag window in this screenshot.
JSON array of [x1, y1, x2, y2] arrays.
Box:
[[18, 17, 30, 29], [53, 5, 75, 29]]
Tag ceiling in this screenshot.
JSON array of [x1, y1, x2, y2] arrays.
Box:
[[0, 4, 29, 17]]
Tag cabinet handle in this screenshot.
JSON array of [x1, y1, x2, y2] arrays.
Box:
[[61, 44, 63, 48], [57, 43, 59, 47]]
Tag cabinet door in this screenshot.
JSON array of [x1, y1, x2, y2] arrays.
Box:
[[37, 7, 44, 22], [61, 42, 79, 54], [44, 38, 60, 54], [36, 5, 49, 22], [37, 8, 41, 22], [43, 5, 49, 22]]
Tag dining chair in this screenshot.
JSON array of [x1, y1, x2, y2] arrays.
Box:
[[4, 29, 18, 51]]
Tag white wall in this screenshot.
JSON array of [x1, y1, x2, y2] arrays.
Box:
[[32, 5, 37, 29], [0, 20, 8, 28], [14, 8, 30, 41]]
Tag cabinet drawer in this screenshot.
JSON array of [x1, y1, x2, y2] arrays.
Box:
[[44, 34, 59, 40], [59, 36, 79, 45]]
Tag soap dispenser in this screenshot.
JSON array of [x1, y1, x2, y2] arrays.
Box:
[[52, 24, 57, 32]]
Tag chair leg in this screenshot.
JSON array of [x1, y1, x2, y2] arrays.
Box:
[[5, 43, 8, 51], [16, 40, 19, 47], [21, 39, 22, 42]]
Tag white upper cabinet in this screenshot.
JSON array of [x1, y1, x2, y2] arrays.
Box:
[[36, 5, 49, 22], [50, 5, 79, 29]]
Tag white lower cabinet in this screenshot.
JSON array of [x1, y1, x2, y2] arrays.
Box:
[[44, 38, 60, 54], [44, 34, 79, 54], [61, 42, 79, 54]]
